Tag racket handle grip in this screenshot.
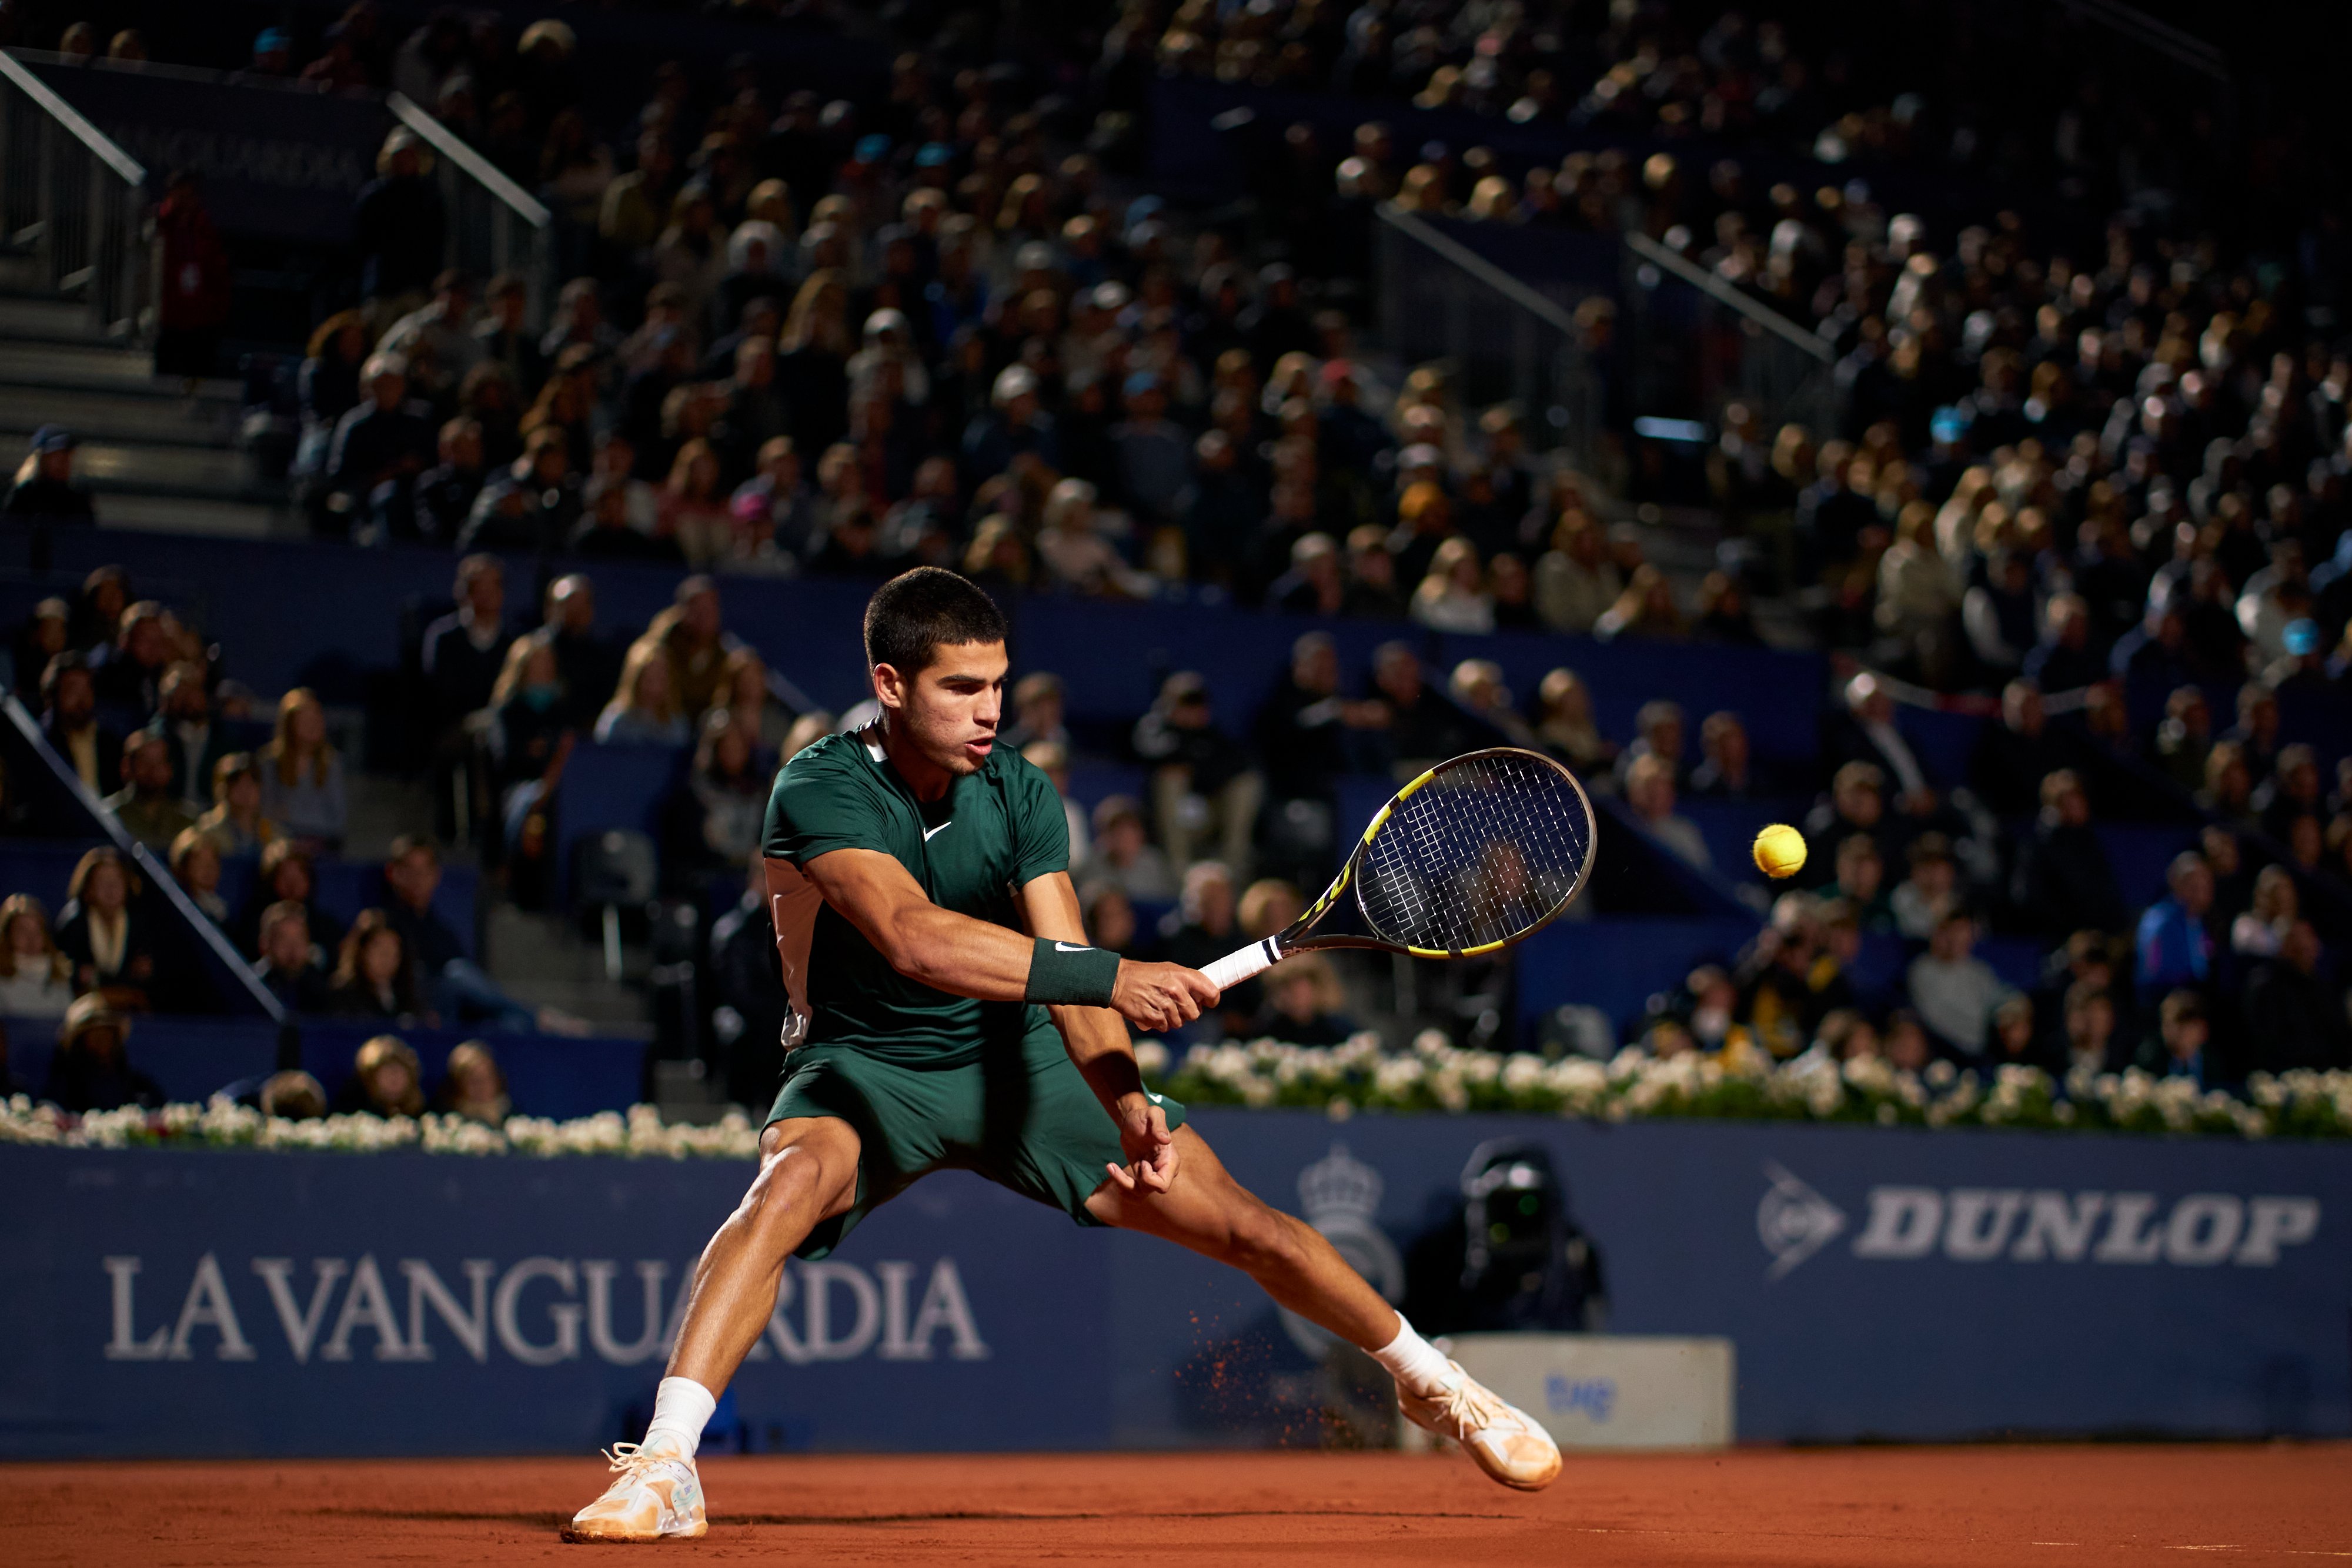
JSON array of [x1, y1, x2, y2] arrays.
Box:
[[1200, 938, 1282, 994]]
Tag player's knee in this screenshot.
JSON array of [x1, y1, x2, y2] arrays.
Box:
[[739, 1141, 843, 1242]]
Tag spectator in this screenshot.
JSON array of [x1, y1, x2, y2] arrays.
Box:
[[1625, 754, 1709, 870], [1084, 882, 1142, 956], [170, 828, 228, 925], [382, 835, 546, 1034], [1534, 516, 1621, 635], [5, 427, 96, 561], [379, 271, 483, 405], [1875, 501, 1962, 684], [1268, 533, 1345, 617], [1035, 478, 1148, 597], [326, 910, 432, 1027], [1132, 671, 1261, 875], [2012, 770, 2126, 936], [1986, 994, 2042, 1072], [1369, 642, 1478, 773], [353, 129, 446, 322], [1084, 795, 1177, 903], [196, 754, 279, 857], [37, 653, 119, 800], [147, 664, 227, 818], [1409, 538, 1495, 634], [437, 1040, 512, 1125], [2133, 989, 2221, 1090], [1908, 908, 2010, 1058], [2230, 865, 2298, 958], [1890, 833, 1961, 941], [1020, 742, 1091, 878], [0, 894, 71, 1017], [1833, 674, 1937, 818], [257, 1070, 327, 1120], [1593, 564, 1685, 641], [2135, 852, 2216, 1003], [326, 354, 435, 537], [1532, 669, 1615, 776], [2153, 686, 2212, 794], [654, 577, 739, 718], [92, 599, 175, 720], [55, 847, 156, 1004], [1828, 835, 1896, 932], [1157, 861, 1240, 974], [293, 313, 369, 496], [1002, 673, 1071, 753], [1448, 660, 1538, 750], [489, 635, 575, 907], [669, 710, 768, 885], [335, 1034, 426, 1118], [259, 688, 347, 852], [249, 900, 331, 1015], [1249, 953, 1354, 1045], [1619, 701, 1688, 790], [105, 733, 198, 851], [541, 574, 623, 732], [1688, 711, 1755, 799], [596, 638, 691, 747], [2243, 921, 2347, 1072], [43, 994, 161, 1112], [2059, 982, 2120, 1079], [233, 841, 343, 962], [1341, 526, 1407, 618]]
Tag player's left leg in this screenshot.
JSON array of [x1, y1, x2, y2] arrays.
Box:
[[1083, 1126, 1562, 1491]]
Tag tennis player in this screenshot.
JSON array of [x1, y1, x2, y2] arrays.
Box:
[[567, 569, 1559, 1540]]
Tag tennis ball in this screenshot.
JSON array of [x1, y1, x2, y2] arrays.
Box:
[[1753, 823, 1808, 880]]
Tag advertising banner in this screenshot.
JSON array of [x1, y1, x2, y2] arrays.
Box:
[[4, 1113, 2345, 1455]]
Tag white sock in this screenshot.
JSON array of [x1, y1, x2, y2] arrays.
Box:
[[642, 1376, 717, 1459], [1369, 1314, 1454, 1396]]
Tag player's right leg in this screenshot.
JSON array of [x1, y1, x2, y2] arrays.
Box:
[[564, 1116, 861, 1543]]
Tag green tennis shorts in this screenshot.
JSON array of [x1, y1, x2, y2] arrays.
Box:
[[764, 1025, 1188, 1259]]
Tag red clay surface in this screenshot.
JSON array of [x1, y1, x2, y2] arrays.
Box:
[[6, 1446, 2350, 1566]]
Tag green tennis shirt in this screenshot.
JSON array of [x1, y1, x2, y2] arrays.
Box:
[[761, 728, 1070, 1066]]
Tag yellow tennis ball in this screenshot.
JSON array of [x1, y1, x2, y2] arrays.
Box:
[[1753, 824, 1808, 880]]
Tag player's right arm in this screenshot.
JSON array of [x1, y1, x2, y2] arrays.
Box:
[[791, 848, 1215, 1031]]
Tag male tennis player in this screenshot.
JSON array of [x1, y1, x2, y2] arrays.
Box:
[[567, 569, 1559, 1540]]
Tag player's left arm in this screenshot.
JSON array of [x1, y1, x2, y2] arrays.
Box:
[[1015, 870, 1177, 1195]]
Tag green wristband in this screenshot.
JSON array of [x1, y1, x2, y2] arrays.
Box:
[[1025, 937, 1122, 1007]]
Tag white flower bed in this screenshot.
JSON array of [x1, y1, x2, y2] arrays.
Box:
[[4, 1037, 2347, 1155]]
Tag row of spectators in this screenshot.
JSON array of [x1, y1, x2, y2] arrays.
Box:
[[5, 989, 514, 1124]]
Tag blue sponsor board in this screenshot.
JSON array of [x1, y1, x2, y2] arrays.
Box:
[[3, 1114, 2346, 1455]]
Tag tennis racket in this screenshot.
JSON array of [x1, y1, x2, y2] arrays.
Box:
[[1200, 747, 1598, 992]]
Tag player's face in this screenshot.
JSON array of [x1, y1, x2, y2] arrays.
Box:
[[889, 639, 1008, 777]]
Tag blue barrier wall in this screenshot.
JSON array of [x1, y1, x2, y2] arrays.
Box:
[[6, 1113, 2343, 1456]]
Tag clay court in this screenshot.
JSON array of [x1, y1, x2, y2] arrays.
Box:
[[8, 1445, 2348, 1566]]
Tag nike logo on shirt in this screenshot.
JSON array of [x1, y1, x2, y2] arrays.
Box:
[[923, 820, 953, 841]]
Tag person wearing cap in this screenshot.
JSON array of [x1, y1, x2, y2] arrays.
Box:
[[43, 994, 162, 1114], [352, 128, 446, 329], [1113, 369, 1189, 524], [960, 364, 1058, 484], [239, 26, 295, 79], [5, 427, 96, 554]]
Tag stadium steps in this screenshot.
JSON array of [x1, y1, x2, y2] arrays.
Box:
[[481, 902, 656, 1036], [0, 287, 295, 539]]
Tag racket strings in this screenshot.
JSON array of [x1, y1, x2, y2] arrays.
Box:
[[1357, 752, 1592, 952]]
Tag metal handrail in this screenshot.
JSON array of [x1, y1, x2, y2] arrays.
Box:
[[0, 693, 285, 1024], [2057, 0, 2229, 83], [1377, 204, 1581, 335], [387, 92, 550, 229], [1623, 231, 1834, 364], [0, 51, 142, 184]]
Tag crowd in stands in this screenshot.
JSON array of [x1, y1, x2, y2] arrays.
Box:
[[4, 0, 2350, 1118]]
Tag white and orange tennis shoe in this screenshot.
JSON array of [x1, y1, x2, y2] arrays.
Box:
[[562, 1441, 709, 1542], [1398, 1360, 1563, 1492]]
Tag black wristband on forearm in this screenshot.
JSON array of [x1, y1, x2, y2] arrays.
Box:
[[1024, 937, 1122, 1007]]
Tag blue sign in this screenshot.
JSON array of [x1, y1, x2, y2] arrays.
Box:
[[3, 1113, 2345, 1456]]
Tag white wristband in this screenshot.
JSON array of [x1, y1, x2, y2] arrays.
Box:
[[1199, 937, 1281, 994]]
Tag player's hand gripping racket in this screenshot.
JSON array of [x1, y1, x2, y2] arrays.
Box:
[[1200, 747, 1598, 993]]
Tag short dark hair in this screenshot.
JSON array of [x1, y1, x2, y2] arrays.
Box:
[[864, 567, 1006, 676]]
